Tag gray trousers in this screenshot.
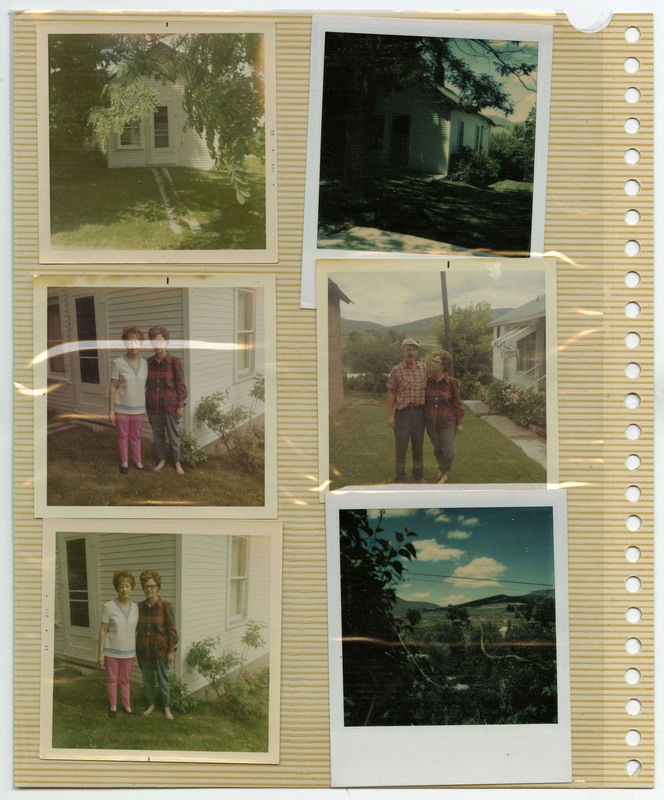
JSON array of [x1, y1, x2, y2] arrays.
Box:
[[427, 425, 457, 474], [393, 406, 425, 482], [138, 656, 171, 708], [148, 411, 180, 462]]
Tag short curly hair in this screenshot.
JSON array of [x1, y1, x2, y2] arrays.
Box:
[[112, 569, 136, 590], [148, 325, 170, 341], [121, 325, 144, 341], [433, 350, 453, 373], [140, 569, 162, 591]]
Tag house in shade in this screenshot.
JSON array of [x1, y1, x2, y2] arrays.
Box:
[[371, 84, 494, 176], [105, 43, 215, 171], [46, 284, 265, 450], [488, 294, 546, 391], [53, 530, 273, 693], [327, 279, 353, 412]]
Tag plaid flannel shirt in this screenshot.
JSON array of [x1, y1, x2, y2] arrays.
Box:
[[387, 361, 428, 409], [424, 375, 465, 430], [136, 597, 179, 659], [145, 352, 188, 415]]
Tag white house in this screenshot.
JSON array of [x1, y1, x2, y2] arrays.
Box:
[[488, 295, 546, 391], [46, 285, 265, 448], [372, 84, 494, 176], [105, 44, 216, 171], [53, 531, 272, 693]]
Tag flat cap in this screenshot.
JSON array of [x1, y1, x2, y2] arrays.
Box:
[[401, 337, 420, 347]]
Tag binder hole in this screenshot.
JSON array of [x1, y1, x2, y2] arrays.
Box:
[[625, 362, 641, 379], [625, 545, 641, 562], [624, 209, 641, 225], [625, 668, 641, 685], [625, 576, 642, 592], [626, 607, 642, 623], [625, 240, 641, 257], [624, 302, 641, 318], [624, 117, 640, 134], [624, 392, 641, 409], [624, 87, 641, 104], [625, 270, 641, 287], [626, 514, 642, 531], [626, 759, 642, 777], [625, 730, 642, 746], [624, 179, 641, 196], [625, 637, 642, 654], [624, 26, 641, 43], [624, 148, 641, 165], [624, 332, 641, 348], [626, 698, 642, 715], [624, 485, 642, 502], [625, 454, 642, 470], [625, 424, 641, 440], [624, 57, 641, 73]]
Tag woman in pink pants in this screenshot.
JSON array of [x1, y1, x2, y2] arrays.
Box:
[[98, 569, 139, 718], [108, 326, 148, 474]]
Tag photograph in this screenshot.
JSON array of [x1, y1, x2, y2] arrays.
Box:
[[301, 17, 552, 306], [34, 274, 277, 518], [325, 488, 571, 786], [40, 520, 282, 763], [318, 258, 558, 494], [37, 22, 277, 263]]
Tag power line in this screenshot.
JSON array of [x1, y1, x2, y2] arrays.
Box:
[[405, 569, 554, 588]]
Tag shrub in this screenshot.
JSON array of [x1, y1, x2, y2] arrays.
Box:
[[232, 423, 265, 475], [447, 146, 500, 187], [485, 380, 546, 430], [514, 388, 546, 428], [179, 429, 209, 468], [167, 673, 199, 713]]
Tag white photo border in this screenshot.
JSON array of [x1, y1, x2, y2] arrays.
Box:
[[301, 16, 553, 308], [325, 486, 571, 787]]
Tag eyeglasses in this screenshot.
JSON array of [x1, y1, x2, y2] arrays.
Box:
[[143, 584, 158, 590]]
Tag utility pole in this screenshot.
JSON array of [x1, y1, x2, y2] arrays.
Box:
[[440, 270, 453, 376]]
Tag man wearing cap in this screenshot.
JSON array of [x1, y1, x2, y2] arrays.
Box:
[[386, 338, 428, 483]]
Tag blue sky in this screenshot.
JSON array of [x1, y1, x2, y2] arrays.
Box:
[[365, 505, 555, 607]]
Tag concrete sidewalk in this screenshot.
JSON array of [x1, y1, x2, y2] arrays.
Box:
[[464, 399, 547, 470]]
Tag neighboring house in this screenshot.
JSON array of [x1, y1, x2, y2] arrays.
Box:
[[46, 285, 265, 448], [372, 84, 494, 176], [53, 531, 271, 693], [106, 44, 215, 171], [488, 295, 546, 391], [327, 279, 353, 412]]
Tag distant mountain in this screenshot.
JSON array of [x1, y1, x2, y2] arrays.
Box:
[[341, 308, 514, 340], [394, 588, 554, 613]]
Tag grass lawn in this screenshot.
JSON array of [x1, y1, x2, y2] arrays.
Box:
[[318, 174, 533, 254], [328, 392, 546, 490], [47, 421, 264, 508], [50, 152, 266, 250], [52, 668, 268, 753]]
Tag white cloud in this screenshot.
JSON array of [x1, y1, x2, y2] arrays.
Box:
[[408, 592, 432, 601], [457, 515, 480, 527], [367, 508, 418, 521], [425, 509, 452, 523], [446, 557, 507, 588], [447, 530, 472, 540], [413, 538, 465, 561]]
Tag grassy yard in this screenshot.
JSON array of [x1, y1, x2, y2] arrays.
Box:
[[50, 152, 266, 250], [329, 393, 546, 489], [318, 174, 533, 254], [47, 421, 264, 508], [52, 668, 268, 753]]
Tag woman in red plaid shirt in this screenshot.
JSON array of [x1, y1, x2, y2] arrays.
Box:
[[425, 350, 464, 484], [136, 570, 179, 720]]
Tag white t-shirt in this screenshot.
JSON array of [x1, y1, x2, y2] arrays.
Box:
[[111, 355, 148, 415], [101, 599, 139, 659]]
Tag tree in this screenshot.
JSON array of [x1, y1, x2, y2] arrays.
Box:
[[342, 329, 401, 399], [434, 301, 493, 387], [321, 33, 537, 199], [489, 106, 537, 182]]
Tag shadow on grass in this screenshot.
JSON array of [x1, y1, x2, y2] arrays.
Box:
[[318, 173, 533, 254], [328, 392, 546, 490], [47, 420, 264, 508], [52, 667, 268, 752]]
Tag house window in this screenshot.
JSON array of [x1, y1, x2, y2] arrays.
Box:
[[66, 538, 90, 628], [120, 122, 141, 147], [458, 120, 465, 148], [517, 330, 538, 373], [228, 536, 249, 622], [236, 289, 256, 378], [74, 295, 100, 385], [153, 106, 169, 149], [47, 296, 66, 375]]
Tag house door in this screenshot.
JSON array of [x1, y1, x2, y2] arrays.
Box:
[[58, 533, 99, 664], [68, 291, 109, 419], [148, 105, 175, 166], [389, 114, 411, 169]]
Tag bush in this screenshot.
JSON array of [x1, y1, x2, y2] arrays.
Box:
[[447, 146, 500, 187], [232, 423, 265, 475], [179, 429, 209, 468], [221, 667, 270, 721], [458, 371, 486, 401], [343, 372, 388, 395], [484, 380, 546, 430], [167, 673, 199, 713], [514, 388, 546, 428]]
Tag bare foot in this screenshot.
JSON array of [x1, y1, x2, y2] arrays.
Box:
[[143, 705, 155, 717], [164, 707, 174, 720], [154, 461, 165, 473], [437, 474, 448, 484], [175, 462, 185, 475]]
